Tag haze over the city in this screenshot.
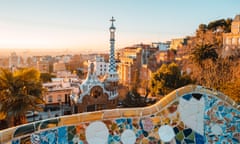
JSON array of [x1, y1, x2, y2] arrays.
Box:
[[0, 0, 239, 56]]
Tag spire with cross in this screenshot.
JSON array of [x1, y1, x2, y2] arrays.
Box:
[[110, 16, 115, 27], [107, 16, 118, 81]]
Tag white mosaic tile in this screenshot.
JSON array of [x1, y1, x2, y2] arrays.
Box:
[[211, 124, 223, 135], [158, 125, 175, 142], [179, 96, 204, 135], [121, 129, 136, 144], [86, 121, 109, 144]]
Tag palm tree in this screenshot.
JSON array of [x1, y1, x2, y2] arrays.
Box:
[[190, 40, 219, 86], [0, 68, 44, 127], [191, 43, 218, 66]]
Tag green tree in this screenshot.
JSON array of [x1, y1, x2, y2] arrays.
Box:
[[149, 63, 192, 96], [0, 68, 44, 127]]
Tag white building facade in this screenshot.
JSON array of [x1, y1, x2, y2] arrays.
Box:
[[93, 56, 109, 76]]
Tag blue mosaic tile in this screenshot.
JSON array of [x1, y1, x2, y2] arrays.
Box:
[[113, 135, 120, 142], [58, 126, 68, 144], [208, 98, 217, 108], [195, 132, 204, 144], [142, 130, 148, 137], [40, 130, 57, 144], [232, 137, 239, 143], [173, 127, 179, 134], [183, 128, 192, 137], [31, 134, 41, 143], [136, 130, 143, 138], [127, 118, 132, 124], [11, 139, 20, 144], [225, 113, 233, 119], [182, 94, 192, 101], [221, 112, 227, 117], [218, 105, 224, 111], [109, 134, 121, 144], [184, 138, 195, 143], [175, 139, 181, 144], [115, 118, 126, 124]]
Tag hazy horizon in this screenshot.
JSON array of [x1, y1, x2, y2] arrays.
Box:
[[0, 47, 111, 57]]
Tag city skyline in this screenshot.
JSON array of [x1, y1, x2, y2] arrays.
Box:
[[0, 0, 239, 53]]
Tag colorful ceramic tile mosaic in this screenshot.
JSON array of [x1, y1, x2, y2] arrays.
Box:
[[1, 86, 239, 144]]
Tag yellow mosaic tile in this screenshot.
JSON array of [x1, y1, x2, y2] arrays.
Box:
[[120, 109, 140, 117], [142, 106, 157, 116], [0, 127, 16, 143], [60, 115, 80, 126], [80, 111, 103, 122], [103, 109, 121, 119]]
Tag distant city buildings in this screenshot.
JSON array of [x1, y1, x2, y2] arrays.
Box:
[[36, 61, 50, 73], [169, 38, 186, 50], [117, 44, 158, 94], [152, 41, 170, 51], [9, 52, 22, 69], [53, 61, 66, 72]]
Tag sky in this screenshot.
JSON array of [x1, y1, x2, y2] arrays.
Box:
[[0, 0, 239, 53]]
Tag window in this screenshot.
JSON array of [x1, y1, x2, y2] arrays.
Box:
[[57, 95, 61, 102], [232, 38, 236, 45], [48, 95, 53, 103]]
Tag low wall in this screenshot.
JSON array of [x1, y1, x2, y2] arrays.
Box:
[[0, 85, 239, 144]]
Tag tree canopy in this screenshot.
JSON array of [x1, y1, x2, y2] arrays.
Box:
[[149, 63, 192, 96], [191, 43, 218, 66], [0, 68, 45, 127]]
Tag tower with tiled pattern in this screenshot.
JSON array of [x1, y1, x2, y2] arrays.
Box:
[[104, 17, 119, 100]]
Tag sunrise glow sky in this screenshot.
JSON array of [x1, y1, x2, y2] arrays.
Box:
[[0, 0, 239, 52]]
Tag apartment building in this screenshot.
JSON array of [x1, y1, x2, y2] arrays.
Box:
[[223, 14, 240, 57]]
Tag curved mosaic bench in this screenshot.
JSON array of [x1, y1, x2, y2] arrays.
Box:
[[0, 85, 239, 143]]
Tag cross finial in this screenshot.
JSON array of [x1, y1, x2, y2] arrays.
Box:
[[110, 16, 115, 27], [110, 16, 115, 23]]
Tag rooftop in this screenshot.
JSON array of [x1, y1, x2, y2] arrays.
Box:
[[234, 14, 240, 21]]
